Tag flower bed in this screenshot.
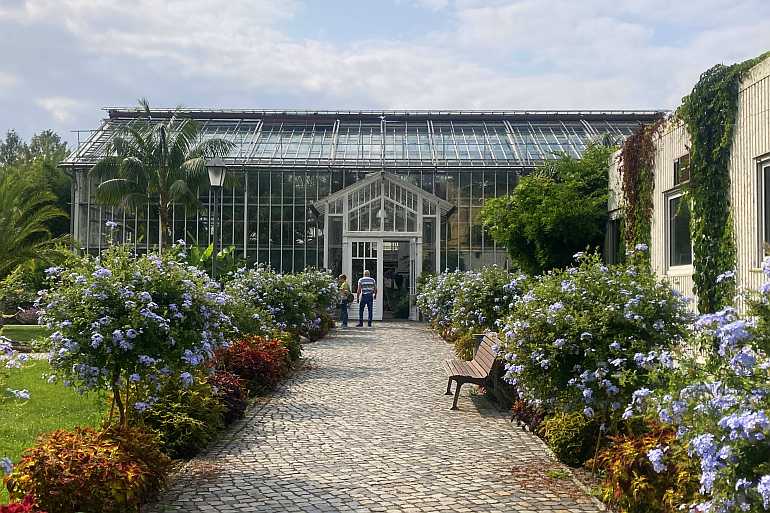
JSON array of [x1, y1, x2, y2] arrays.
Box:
[[2, 238, 337, 509]]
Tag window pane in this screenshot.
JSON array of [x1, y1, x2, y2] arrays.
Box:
[[669, 196, 692, 266]]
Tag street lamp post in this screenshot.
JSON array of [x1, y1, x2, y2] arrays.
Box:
[[206, 157, 227, 279]]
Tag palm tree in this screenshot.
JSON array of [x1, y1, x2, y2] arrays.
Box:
[[0, 167, 70, 277], [90, 99, 233, 250]]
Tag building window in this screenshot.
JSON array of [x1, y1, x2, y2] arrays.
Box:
[[762, 162, 770, 255], [667, 193, 692, 267], [674, 154, 690, 186], [605, 217, 623, 265]]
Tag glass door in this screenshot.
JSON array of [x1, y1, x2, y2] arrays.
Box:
[[350, 240, 382, 321], [382, 240, 411, 319]]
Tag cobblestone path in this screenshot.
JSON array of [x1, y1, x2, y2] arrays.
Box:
[[150, 323, 601, 512]]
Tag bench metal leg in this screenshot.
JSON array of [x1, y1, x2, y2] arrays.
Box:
[[445, 378, 453, 395], [451, 381, 463, 410]]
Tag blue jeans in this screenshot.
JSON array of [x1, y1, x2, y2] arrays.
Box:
[[339, 300, 349, 326], [358, 293, 373, 326]]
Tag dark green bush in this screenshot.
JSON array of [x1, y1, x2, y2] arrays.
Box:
[[130, 376, 224, 459], [538, 411, 599, 467]]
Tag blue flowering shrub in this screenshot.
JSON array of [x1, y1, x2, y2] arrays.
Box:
[[498, 252, 691, 425], [1, 335, 31, 402], [625, 295, 770, 512], [37, 244, 232, 427], [224, 266, 337, 339], [417, 267, 528, 357]]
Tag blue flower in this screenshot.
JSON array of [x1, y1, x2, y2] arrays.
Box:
[[129, 373, 141, 382], [133, 401, 150, 412], [180, 372, 194, 388], [647, 446, 666, 473], [92, 267, 112, 279], [609, 341, 621, 351], [583, 407, 594, 418], [634, 243, 649, 252], [758, 475, 770, 509], [0, 457, 12, 475]]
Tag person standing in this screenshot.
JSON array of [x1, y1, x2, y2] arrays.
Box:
[[356, 270, 377, 327], [337, 274, 352, 328]]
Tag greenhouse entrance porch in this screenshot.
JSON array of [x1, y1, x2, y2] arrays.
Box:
[[315, 171, 452, 320]]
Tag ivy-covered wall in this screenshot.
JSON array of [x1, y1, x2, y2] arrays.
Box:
[[610, 52, 770, 313]]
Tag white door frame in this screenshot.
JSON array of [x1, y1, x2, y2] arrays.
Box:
[[344, 234, 421, 321]]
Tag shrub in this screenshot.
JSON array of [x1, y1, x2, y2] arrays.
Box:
[[214, 336, 289, 392], [1, 335, 30, 401], [538, 411, 599, 467], [417, 268, 528, 346], [224, 266, 336, 337], [628, 298, 770, 513], [498, 251, 691, 424], [0, 495, 46, 513], [511, 398, 547, 433], [6, 426, 170, 513], [209, 370, 248, 425], [280, 332, 302, 363], [38, 244, 231, 427], [0, 266, 38, 318], [592, 423, 701, 513], [453, 332, 477, 361], [129, 374, 224, 459], [301, 311, 335, 342]]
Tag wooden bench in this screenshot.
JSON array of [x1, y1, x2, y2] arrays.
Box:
[[442, 333, 497, 410]]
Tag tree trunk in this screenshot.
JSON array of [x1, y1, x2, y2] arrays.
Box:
[[111, 371, 126, 428]]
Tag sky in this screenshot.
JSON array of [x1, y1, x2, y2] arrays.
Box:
[[0, 0, 768, 147]]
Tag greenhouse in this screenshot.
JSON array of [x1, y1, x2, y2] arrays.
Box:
[[62, 109, 661, 319]]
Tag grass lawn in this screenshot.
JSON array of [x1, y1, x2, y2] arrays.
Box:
[[1, 361, 105, 504], [0, 325, 49, 344]]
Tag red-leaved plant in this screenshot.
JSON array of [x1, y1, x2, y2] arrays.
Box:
[[214, 336, 289, 392]]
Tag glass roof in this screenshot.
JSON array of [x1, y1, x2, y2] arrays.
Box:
[[64, 109, 664, 169]]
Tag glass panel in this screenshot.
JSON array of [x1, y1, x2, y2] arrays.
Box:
[[669, 195, 692, 266], [407, 211, 416, 233]]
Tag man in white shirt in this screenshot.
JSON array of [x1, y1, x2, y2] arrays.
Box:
[[356, 270, 377, 327]]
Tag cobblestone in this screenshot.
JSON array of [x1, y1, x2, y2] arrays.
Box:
[[149, 323, 602, 512]]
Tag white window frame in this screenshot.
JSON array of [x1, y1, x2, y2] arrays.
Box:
[[665, 190, 693, 274], [759, 160, 770, 261]]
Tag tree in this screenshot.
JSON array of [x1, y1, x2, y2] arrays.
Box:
[[480, 144, 615, 275], [0, 166, 70, 278], [0, 130, 28, 166], [90, 99, 233, 250]]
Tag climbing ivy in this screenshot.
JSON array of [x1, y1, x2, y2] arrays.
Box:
[[678, 53, 768, 313], [619, 119, 664, 258]]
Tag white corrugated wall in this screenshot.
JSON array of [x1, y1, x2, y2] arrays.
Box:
[[608, 55, 770, 312]]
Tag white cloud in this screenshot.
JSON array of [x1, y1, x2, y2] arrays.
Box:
[[0, 72, 19, 91], [36, 96, 83, 123], [2, 0, 770, 139]]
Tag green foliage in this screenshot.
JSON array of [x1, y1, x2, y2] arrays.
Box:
[[593, 424, 701, 513], [498, 252, 691, 423], [90, 99, 233, 249], [619, 120, 665, 254], [453, 332, 478, 361], [130, 375, 224, 459], [481, 144, 615, 274], [0, 268, 38, 319], [678, 53, 769, 313], [0, 167, 70, 279], [6, 426, 170, 513], [182, 243, 244, 279], [539, 411, 599, 467]]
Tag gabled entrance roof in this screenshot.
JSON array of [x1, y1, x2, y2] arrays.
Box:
[[312, 171, 453, 216]]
